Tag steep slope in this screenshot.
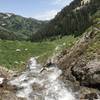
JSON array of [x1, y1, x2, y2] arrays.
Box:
[[31, 0, 100, 41], [56, 8, 100, 80], [0, 26, 17, 40], [55, 10, 100, 99], [0, 13, 46, 40]]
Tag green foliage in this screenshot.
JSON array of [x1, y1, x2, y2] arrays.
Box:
[[0, 40, 54, 70], [0, 13, 46, 40], [85, 11, 100, 60], [31, 0, 100, 41], [0, 36, 77, 71], [86, 36, 100, 60]]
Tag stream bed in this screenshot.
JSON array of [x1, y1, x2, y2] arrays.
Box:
[[9, 57, 78, 100]]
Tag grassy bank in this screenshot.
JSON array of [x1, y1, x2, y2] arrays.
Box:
[[0, 36, 77, 71]]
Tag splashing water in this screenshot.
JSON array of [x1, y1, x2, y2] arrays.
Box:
[[10, 57, 76, 100]]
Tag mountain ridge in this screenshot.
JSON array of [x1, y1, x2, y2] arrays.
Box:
[[0, 12, 47, 40], [31, 0, 100, 41]]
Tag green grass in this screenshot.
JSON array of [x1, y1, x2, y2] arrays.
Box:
[[86, 10, 100, 60], [86, 34, 100, 60], [85, 22, 100, 61], [0, 35, 77, 71]]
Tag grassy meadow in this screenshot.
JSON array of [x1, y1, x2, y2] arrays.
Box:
[[0, 36, 77, 71]]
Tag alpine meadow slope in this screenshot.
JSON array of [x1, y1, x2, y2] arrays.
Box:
[[0, 13, 47, 40]]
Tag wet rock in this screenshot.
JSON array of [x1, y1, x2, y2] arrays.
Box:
[[0, 77, 4, 85], [62, 79, 80, 99], [55, 28, 100, 100], [0, 71, 8, 88], [0, 66, 15, 80], [80, 86, 100, 100], [0, 89, 24, 100], [84, 93, 98, 100], [72, 59, 100, 87], [0, 78, 7, 88], [32, 83, 45, 92], [29, 93, 44, 100], [0, 66, 22, 100], [0, 77, 21, 100], [0, 81, 25, 100], [59, 75, 80, 92], [12, 74, 18, 77]]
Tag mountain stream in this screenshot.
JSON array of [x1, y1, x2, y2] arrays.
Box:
[[10, 57, 77, 100]]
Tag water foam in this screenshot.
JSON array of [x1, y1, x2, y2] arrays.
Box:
[[10, 57, 76, 100]]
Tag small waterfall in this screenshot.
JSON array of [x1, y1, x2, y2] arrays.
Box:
[[10, 57, 77, 100]]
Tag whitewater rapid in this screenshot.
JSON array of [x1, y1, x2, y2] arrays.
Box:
[[10, 57, 77, 100]]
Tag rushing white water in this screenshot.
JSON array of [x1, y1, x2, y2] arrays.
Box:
[[10, 57, 76, 100]]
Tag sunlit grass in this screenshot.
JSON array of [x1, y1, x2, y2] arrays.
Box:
[[0, 35, 77, 71]]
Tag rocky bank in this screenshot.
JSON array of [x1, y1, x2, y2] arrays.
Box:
[[56, 23, 100, 99]]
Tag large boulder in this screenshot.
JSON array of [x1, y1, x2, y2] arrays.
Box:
[[72, 59, 100, 86], [80, 86, 100, 100]]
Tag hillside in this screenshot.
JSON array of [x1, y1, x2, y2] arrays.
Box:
[[0, 0, 100, 99], [0, 13, 46, 40], [31, 0, 100, 41], [0, 36, 77, 71], [55, 9, 100, 99]]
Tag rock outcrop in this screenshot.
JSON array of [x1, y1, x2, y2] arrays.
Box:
[[72, 59, 100, 86], [55, 24, 100, 99], [0, 66, 25, 100], [57, 26, 98, 80]]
